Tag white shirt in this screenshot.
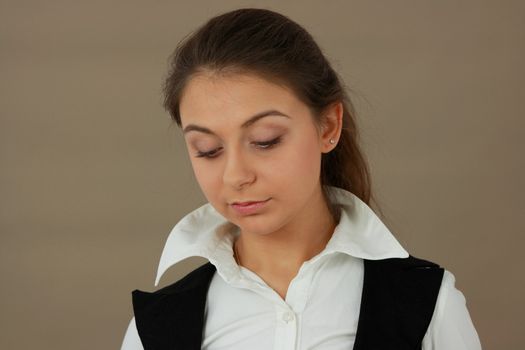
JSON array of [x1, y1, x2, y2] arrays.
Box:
[[121, 186, 482, 349]]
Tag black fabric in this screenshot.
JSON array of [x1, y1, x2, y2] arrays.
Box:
[[353, 257, 444, 350], [132, 255, 444, 350], [132, 262, 216, 350]]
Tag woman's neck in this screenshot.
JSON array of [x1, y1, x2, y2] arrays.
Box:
[[234, 189, 338, 280]]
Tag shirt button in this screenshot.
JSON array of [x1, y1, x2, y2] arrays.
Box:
[[282, 311, 295, 323]]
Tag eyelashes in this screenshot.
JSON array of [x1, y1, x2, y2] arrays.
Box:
[[195, 148, 221, 159], [195, 136, 282, 159], [254, 136, 282, 149]]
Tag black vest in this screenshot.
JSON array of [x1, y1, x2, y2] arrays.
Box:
[[132, 255, 444, 349]]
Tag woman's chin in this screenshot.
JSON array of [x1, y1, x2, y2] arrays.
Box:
[[234, 218, 280, 237]]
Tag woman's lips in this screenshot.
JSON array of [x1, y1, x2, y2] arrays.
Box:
[[230, 198, 271, 215]]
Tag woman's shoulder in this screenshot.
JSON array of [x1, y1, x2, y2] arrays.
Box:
[[364, 254, 444, 272], [131, 261, 216, 311], [422, 268, 483, 349], [147, 261, 217, 295]]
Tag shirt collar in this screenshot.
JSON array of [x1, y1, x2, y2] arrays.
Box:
[[154, 186, 408, 286]]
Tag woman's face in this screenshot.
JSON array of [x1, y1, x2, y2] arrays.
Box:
[[179, 72, 339, 236]]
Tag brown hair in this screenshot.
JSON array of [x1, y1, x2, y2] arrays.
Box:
[[162, 8, 380, 220]]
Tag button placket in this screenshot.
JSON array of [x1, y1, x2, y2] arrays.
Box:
[[286, 272, 311, 313], [274, 308, 298, 349], [282, 311, 295, 324]]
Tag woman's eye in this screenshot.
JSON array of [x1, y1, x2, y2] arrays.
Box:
[[195, 147, 222, 159], [254, 136, 282, 149], [194, 137, 281, 159]]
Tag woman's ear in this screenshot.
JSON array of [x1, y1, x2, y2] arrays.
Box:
[[320, 101, 343, 153]]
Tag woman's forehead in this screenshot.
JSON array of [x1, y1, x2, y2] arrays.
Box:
[[182, 72, 294, 104], [179, 73, 304, 128]]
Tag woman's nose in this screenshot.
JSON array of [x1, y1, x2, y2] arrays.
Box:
[[222, 148, 255, 189]]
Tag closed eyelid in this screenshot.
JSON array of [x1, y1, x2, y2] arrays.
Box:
[[193, 135, 282, 158], [194, 135, 281, 151]]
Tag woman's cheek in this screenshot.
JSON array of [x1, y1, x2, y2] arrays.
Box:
[[261, 147, 300, 188], [286, 140, 322, 189], [191, 162, 218, 196]]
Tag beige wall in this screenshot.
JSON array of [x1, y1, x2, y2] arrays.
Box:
[[1, 1, 523, 349]]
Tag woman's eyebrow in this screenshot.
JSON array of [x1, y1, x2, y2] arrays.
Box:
[[182, 109, 290, 135]]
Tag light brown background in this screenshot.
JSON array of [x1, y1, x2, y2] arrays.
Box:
[[1, 1, 523, 349]]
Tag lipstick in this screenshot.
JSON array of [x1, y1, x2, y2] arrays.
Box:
[[230, 198, 270, 215]]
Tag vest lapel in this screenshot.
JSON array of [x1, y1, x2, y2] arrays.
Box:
[[132, 262, 216, 350], [353, 256, 444, 349]]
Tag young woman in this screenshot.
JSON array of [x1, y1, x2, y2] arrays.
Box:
[[121, 8, 482, 350]]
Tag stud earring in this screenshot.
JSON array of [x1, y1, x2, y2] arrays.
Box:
[[329, 139, 336, 144]]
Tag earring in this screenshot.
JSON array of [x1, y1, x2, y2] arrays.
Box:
[[329, 139, 336, 144]]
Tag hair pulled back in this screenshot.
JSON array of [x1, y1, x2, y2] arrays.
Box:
[[162, 8, 376, 219]]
